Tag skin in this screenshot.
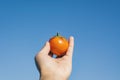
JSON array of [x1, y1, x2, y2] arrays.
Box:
[[35, 36, 74, 80]]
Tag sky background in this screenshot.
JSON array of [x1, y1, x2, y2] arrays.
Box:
[[0, 0, 120, 80]]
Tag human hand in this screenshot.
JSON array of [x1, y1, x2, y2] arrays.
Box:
[[35, 36, 74, 80]]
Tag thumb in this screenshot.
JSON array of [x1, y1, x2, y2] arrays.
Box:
[[66, 36, 74, 58]]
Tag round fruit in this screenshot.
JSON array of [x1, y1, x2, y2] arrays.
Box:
[[49, 33, 69, 56]]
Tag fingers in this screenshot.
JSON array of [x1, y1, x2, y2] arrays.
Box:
[[38, 41, 50, 56], [65, 36, 74, 58], [34, 42, 50, 72]]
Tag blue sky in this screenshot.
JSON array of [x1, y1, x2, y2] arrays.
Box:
[[0, 0, 120, 80]]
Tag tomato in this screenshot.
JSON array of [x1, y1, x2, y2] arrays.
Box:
[[49, 33, 68, 56]]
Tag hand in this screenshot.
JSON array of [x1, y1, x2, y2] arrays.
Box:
[[35, 36, 74, 80]]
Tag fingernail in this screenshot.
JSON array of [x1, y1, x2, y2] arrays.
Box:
[[70, 36, 74, 40]]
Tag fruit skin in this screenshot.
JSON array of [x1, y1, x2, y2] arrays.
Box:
[[49, 33, 68, 56]]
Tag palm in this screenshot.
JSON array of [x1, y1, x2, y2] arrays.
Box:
[[38, 54, 71, 79]]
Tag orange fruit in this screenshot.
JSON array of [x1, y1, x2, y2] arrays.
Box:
[[49, 33, 69, 56]]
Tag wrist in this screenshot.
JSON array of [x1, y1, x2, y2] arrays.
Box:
[[40, 75, 68, 80]]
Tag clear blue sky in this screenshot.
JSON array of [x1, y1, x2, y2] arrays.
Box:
[[0, 0, 120, 80]]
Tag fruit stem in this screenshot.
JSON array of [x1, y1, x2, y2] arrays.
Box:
[[57, 32, 59, 36]]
